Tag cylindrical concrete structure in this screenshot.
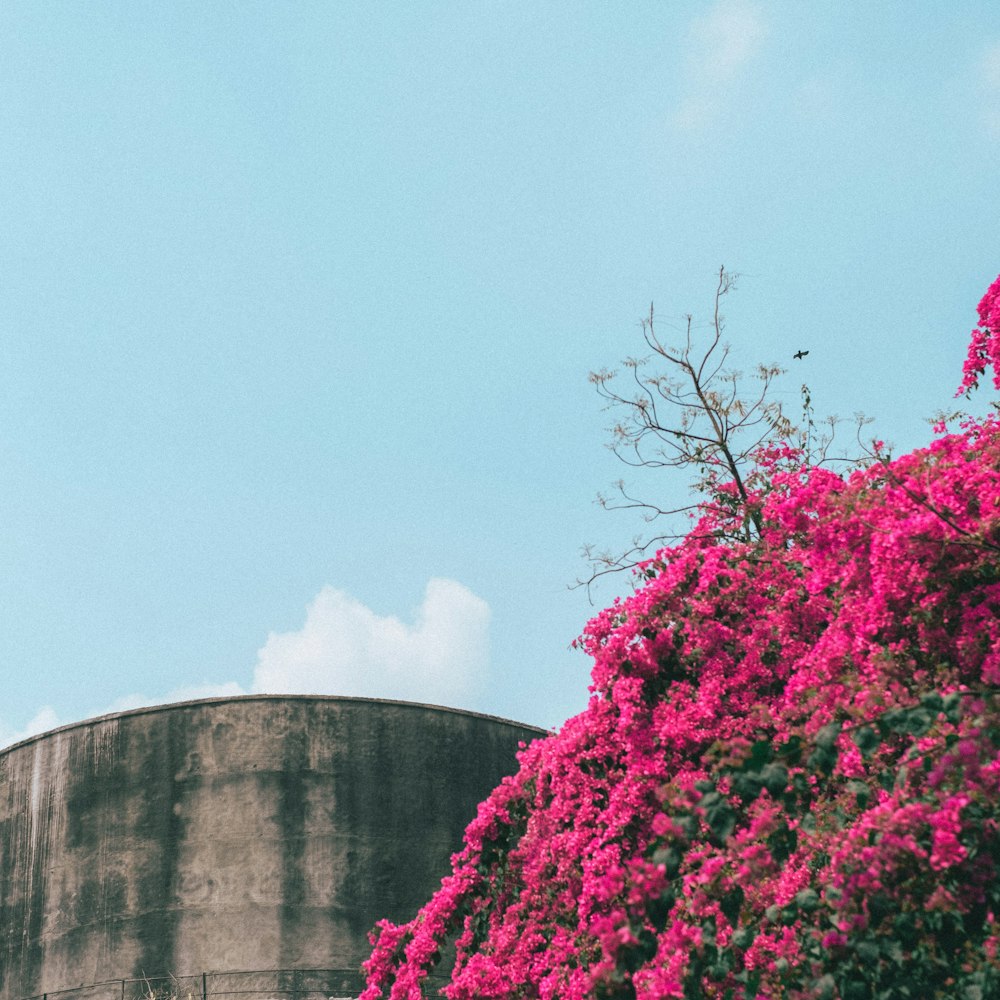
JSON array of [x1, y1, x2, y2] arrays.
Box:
[[0, 696, 544, 1000]]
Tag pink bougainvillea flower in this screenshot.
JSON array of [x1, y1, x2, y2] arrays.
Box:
[[958, 273, 1000, 394], [364, 274, 1000, 1000]]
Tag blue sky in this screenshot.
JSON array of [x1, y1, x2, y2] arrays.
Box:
[[1, 1, 998, 744]]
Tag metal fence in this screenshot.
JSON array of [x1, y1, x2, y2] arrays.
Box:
[[22, 969, 449, 1000]]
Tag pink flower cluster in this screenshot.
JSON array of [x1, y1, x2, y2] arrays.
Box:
[[363, 276, 1000, 999], [958, 273, 1000, 394]]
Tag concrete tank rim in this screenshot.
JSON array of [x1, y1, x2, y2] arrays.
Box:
[[0, 693, 551, 757]]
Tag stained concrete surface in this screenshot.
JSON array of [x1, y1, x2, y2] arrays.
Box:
[[0, 696, 544, 999]]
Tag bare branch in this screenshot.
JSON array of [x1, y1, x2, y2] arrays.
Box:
[[578, 269, 874, 593]]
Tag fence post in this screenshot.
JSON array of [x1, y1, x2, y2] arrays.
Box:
[[120, 980, 125, 1000], [201, 973, 207, 1000]]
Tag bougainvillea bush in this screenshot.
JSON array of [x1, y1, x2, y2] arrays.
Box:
[[362, 277, 1000, 1000]]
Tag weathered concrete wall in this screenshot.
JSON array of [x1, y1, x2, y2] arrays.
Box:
[[0, 696, 544, 999]]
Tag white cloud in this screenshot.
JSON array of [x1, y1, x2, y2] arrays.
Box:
[[166, 680, 247, 702], [252, 578, 490, 707], [0, 579, 489, 751], [97, 681, 248, 717], [673, 0, 767, 130], [0, 683, 249, 751], [0, 705, 61, 749]]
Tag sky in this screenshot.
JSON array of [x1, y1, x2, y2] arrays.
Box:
[[0, 1, 998, 745]]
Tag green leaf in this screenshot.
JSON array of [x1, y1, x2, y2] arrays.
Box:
[[699, 791, 737, 843], [747, 739, 774, 769], [768, 822, 799, 864], [880, 705, 935, 737], [794, 888, 820, 912], [846, 779, 870, 809], [893, 911, 918, 948], [855, 939, 880, 964], [814, 974, 837, 1000], [708, 960, 731, 981], [852, 725, 881, 758], [815, 722, 842, 748], [903, 707, 934, 736], [720, 886, 744, 925], [652, 845, 683, 878], [920, 692, 944, 713], [760, 762, 789, 795], [778, 735, 804, 766], [808, 744, 838, 775], [884, 939, 904, 963], [647, 888, 676, 929], [877, 708, 903, 736], [731, 772, 763, 802], [943, 692, 962, 723]]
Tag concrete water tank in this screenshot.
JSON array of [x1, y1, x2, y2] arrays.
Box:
[[0, 695, 544, 1000]]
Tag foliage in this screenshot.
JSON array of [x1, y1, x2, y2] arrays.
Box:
[[959, 274, 1000, 395], [581, 267, 868, 591], [362, 275, 1000, 999]]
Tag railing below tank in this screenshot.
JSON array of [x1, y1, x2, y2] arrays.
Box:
[[20, 969, 448, 1000]]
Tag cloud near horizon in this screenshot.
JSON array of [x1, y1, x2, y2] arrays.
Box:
[[98, 681, 249, 716], [0, 706, 61, 750], [0, 682, 249, 750], [0, 579, 489, 749], [252, 578, 490, 707]]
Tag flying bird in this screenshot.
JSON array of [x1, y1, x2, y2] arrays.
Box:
[[793, 350, 809, 360]]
